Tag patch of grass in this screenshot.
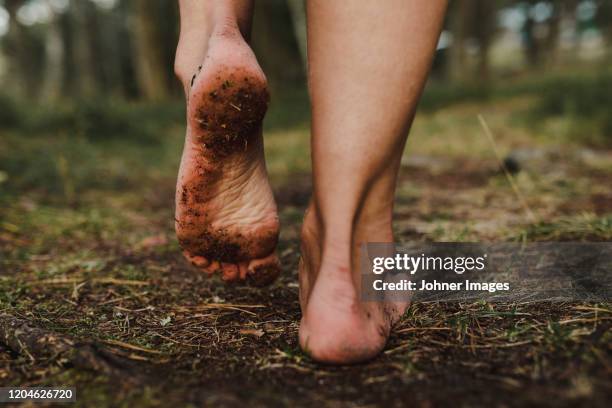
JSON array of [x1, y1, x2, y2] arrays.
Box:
[[0, 94, 21, 127], [420, 82, 493, 112], [518, 214, 612, 241], [0, 130, 180, 202], [20, 98, 183, 142], [429, 223, 478, 242], [264, 85, 310, 131], [420, 68, 612, 146], [529, 72, 612, 146]]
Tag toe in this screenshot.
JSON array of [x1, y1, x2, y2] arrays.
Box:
[[246, 253, 280, 286], [183, 251, 210, 268], [238, 262, 249, 280], [221, 263, 239, 281], [203, 260, 221, 275]]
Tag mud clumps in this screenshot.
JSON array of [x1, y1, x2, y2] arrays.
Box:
[[178, 231, 280, 286], [179, 167, 220, 205], [194, 71, 269, 158], [180, 188, 188, 205], [197, 234, 243, 261], [177, 225, 280, 286], [178, 225, 278, 264], [178, 229, 249, 263]]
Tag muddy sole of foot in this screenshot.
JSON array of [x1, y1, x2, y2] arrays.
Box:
[[176, 58, 279, 287]]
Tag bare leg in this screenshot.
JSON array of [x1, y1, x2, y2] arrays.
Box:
[[175, 1, 254, 92], [174, 0, 280, 285], [300, 0, 447, 362]]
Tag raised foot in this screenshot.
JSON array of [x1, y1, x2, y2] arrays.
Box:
[[175, 36, 280, 286]]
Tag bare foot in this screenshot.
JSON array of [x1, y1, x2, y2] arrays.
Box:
[[298, 204, 408, 363], [175, 28, 280, 286]]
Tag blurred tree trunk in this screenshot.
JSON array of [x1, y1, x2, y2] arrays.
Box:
[[112, 0, 139, 99], [473, 0, 496, 80], [286, 0, 307, 73], [522, 9, 539, 66], [252, 0, 304, 90], [70, 0, 97, 97], [84, 3, 110, 93], [96, 6, 127, 98], [448, 0, 496, 81], [132, 0, 169, 101], [567, 0, 582, 54], [545, 2, 561, 67], [157, 1, 181, 96], [59, 9, 76, 98], [595, 0, 612, 51], [521, 0, 571, 68], [3, 0, 31, 97], [447, 0, 471, 82], [41, 2, 64, 101]]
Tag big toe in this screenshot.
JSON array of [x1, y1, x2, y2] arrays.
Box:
[[184, 251, 210, 268], [221, 262, 240, 282], [246, 253, 281, 287]]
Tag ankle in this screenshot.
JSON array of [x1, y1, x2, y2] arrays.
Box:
[[307, 197, 394, 247], [174, 12, 247, 91], [174, 25, 213, 89], [301, 198, 394, 277]]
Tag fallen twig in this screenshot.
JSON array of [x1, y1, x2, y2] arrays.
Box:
[[478, 114, 538, 224], [101, 339, 163, 354], [29, 277, 150, 287]]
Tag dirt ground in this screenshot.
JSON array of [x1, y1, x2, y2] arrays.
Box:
[[1, 92, 611, 407]]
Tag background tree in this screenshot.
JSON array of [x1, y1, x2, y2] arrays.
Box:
[[132, 0, 171, 101], [0, 0, 610, 102], [251, 0, 304, 91], [447, 0, 498, 81]]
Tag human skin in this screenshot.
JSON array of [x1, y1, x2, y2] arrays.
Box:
[[298, 0, 447, 363], [174, 0, 280, 286], [174, 0, 447, 362]]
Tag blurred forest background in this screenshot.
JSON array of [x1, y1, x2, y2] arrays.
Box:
[[1, 2, 611, 405], [0, 0, 611, 108], [1, 0, 612, 208], [0, 0, 611, 98]]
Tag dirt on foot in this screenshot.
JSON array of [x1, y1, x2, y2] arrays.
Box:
[[175, 40, 280, 286]]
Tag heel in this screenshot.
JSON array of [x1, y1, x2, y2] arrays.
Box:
[[190, 68, 269, 158]]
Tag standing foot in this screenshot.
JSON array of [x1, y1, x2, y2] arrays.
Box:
[[298, 203, 408, 363]]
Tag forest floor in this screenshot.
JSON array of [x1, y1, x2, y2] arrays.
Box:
[[1, 72, 611, 407]]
